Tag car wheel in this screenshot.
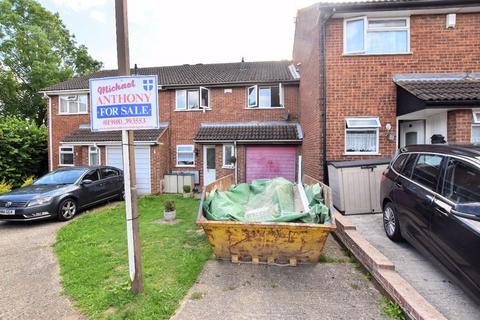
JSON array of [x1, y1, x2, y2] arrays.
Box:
[[57, 198, 77, 221], [383, 202, 403, 242]]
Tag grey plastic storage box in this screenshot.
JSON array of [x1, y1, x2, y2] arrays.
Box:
[[328, 158, 390, 215]]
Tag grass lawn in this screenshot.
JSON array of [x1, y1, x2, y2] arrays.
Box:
[[55, 195, 211, 320]]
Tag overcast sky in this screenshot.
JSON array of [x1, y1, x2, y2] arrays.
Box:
[[38, 0, 354, 69]]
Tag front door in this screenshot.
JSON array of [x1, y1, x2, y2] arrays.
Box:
[[400, 120, 425, 147], [203, 145, 216, 185]]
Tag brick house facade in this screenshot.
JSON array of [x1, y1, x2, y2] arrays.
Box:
[[43, 62, 301, 193], [293, 1, 480, 182]]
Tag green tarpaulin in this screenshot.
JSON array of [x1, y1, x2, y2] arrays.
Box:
[[203, 177, 331, 224]]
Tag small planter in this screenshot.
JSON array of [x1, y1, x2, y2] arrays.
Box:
[[164, 210, 176, 221], [164, 200, 176, 221], [182, 185, 192, 198]]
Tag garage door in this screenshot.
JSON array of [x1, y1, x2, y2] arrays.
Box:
[[106, 146, 151, 194], [246, 146, 297, 182]]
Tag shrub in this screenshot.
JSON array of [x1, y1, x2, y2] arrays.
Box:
[[164, 200, 176, 212], [21, 176, 35, 187], [183, 185, 191, 193], [0, 117, 47, 187], [0, 180, 12, 194]]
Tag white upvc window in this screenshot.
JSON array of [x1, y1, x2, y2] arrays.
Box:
[[176, 145, 195, 167], [59, 146, 74, 166], [472, 111, 480, 144], [247, 84, 283, 108], [344, 17, 410, 55], [59, 95, 88, 114], [88, 146, 100, 166], [223, 144, 235, 168], [175, 87, 210, 110], [345, 117, 381, 155]]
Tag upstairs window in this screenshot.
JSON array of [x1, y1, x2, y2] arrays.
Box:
[[345, 117, 381, 154], [176, 87, 210, 110], [344, 17, 409, 55], [247, 84, 284, 108], [472, 111, 480, 144], [59, 95, 87, 114]]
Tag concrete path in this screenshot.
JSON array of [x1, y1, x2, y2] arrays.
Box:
[[172, 236, 388, 320], [0, 220, 84, 320], [348, 214, 480, 320]]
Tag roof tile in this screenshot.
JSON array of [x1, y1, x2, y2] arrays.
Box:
[[61, 128, 166, 143]]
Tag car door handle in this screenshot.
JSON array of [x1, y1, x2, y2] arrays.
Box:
[[433, 198, 451, 216], [394, 181, 403, 189]]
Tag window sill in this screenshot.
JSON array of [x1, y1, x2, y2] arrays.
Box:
[[343, 152, 381, 156], [222, 166, 235, 170], [175, 108, 211, 112], [342, 52, 412, 57], [58, 113, 89, 116], [176, 165, 195, 168], [59, 164, 75, 167], [245, 106, 285, 110]]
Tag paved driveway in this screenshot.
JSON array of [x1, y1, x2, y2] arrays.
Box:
[[173, 236, 388, 320], [348, 214, 480, 320], [0, 220, 83, 320]]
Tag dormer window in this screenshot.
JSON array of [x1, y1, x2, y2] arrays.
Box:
[[176, 87, 210, 110], [344, 17, 409, 55], [247, 84, 284, 108]]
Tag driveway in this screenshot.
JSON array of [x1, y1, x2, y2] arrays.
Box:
[[0, 220, 84, 320], [348, 214, 480, 320], [172, 236, 388, 320]]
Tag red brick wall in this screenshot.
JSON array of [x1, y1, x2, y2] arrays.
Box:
[[447, 110, 472, 144], [150, 129, 170, 194], [294, 9, 480, 181], [293, 5, 324, 182], [161, 85, 300, 186]]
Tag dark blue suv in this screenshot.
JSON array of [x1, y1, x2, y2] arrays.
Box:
[[380, 144, 480, 302]]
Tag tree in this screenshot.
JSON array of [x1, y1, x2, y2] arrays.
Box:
[[0, 0, 102, 124], [0, 116, 47, 186]]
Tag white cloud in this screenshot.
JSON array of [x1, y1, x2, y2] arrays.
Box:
[[51, 0, 107, 11], [89, 10, 106, 24]]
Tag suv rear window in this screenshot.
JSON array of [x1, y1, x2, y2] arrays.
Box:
[[400, 154, 416, 178], [392, 153, 408, 172], [411, 154, 443, 191], [443, 158, 480, 203]]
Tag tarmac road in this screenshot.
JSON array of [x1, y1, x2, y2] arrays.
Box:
[[0, 220, 84, 320]]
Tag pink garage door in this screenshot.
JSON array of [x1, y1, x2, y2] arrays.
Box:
[[246, 146, 297, 182]]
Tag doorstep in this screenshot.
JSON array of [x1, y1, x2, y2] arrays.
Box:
[[334, 212, 447, 320]]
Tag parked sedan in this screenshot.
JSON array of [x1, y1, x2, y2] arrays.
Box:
[[0, 166, 124, 221], [380, 144, 480, 302]]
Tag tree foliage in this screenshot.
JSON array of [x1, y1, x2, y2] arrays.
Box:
[[0, 116, 47, 186], [0, 0, 102, 124]]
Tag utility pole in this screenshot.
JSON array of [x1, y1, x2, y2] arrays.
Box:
[[115, 0, 143, 294]]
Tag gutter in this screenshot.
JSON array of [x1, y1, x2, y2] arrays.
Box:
[[319, 8, 335, 183], [43, 93, 53, 171], [193, 139, 302, 144], [320, 0, 480, 13]]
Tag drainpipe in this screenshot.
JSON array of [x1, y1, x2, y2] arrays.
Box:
[[43, 92, 53, 171], [234, 140, 238, 184], [319, 8, 335, 184]]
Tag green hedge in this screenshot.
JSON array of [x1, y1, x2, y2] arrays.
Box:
[[0, 116, 48, 187]]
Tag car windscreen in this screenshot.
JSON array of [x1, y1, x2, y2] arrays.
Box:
[[33, 169, 86, 185]]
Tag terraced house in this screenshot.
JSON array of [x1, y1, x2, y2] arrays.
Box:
[[42, 61, 301, 194], [293, 0, 480, 181]]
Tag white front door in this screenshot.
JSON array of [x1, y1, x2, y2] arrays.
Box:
[[203, 145, 216, 185], [400, 120, 425, 148]]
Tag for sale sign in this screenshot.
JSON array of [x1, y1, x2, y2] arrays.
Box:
[[89, 75, 159, 131]]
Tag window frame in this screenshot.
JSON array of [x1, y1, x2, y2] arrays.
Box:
[[59, 95, 88, 115], [246, 84, 284, 109], [175, 88, 211, 111], [59, 146, 74, 166], [222, 144, 235, 168], [344, 117, 381, 155], [176, 145, 195, 167], [441, 157, 480, 204], [343, 16, 410, 55], [88, 146, 101, 166]]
